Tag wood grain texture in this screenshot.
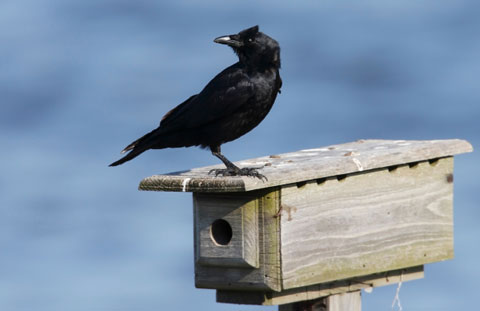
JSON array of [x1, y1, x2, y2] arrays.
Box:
[[194, 189, 282, 291], [280, 157, 454, 289], [138, 139, 472, 192], [194, 193, 258, 268], [278, 291, 361, 311], [217, 265, 422, 305], [325, 291, 361, 311]]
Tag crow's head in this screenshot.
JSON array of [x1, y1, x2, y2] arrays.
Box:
[[214, 25, 280, 69]]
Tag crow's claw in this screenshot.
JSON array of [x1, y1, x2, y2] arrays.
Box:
[[208, 166, 267, 181]]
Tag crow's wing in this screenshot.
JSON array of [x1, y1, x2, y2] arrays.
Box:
[[159, 64, 255, 132]]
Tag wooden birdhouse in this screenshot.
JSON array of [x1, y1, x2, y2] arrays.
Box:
[[139, 139, 472, 309]]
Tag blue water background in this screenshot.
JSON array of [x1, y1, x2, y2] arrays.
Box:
[[1, 0, 479, 310]]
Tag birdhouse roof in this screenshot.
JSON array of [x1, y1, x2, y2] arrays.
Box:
[[138, 139, 472, 193]]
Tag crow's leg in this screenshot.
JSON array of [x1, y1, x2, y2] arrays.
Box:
[[208, 146, 267, 181]]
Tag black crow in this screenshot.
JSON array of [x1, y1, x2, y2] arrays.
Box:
[[109, 25, 282, 180]]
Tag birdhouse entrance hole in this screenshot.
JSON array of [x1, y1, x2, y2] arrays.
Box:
[[210, 219, 233, 246]]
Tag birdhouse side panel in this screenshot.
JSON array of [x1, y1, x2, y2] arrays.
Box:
[[279, 157, 454, 289]]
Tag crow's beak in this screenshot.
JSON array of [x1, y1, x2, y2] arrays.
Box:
[[214, 34, 242, 48]]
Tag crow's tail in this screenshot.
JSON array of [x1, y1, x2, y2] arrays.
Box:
[[109, 148, 145, 166], [109, 129, 162, 167]]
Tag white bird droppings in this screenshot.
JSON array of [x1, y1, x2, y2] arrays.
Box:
[[182, 178, 191, 192], [352, 158, 364, 171]]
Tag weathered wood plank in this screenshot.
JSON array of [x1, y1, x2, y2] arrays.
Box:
[[138, 139, 472, 192], [280, 157, 453, 289], [326, 291, 362, 311], [194, 193, 259, 268], [217, 265, 422, 305], [194, 189, 282, 291], [278, 291, 362, 311]]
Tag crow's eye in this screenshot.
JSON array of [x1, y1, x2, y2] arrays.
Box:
[[248, 38, 253, 43]]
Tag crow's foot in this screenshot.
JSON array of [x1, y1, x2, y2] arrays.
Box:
[[209, 166, 267, 181]]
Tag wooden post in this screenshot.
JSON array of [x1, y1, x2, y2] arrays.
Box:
[[138, 139, 472, 309], [279, 291, 361, 311]]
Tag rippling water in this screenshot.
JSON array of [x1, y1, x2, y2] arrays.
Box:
[[1, 1, 478, 310]]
